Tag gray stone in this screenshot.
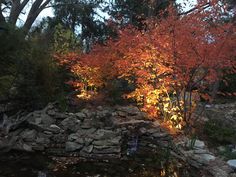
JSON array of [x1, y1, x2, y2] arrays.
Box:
[[77, 128, 97, 137], [81, 145, 93, 153], [75, 112, 86, 120], [116, 111, 127, 117], [32, 145, 45, 151], [152, 132, 168, 138], [187, 139, 205, 149], [81, 119, 93, 129], [227, 160, 236, 170], [139, 127, 147, 134], [153, 120, 160, 127], [43, 131, 53, 135], [49, 124, 61, 133], [61, 116, 81, 132], [81, 109, 95, 117], [93, 146, 121, 154], [192, 154, 216, 164], [65, 142, 83, 152], [47, 109, 56, 116], [68, 133, 79, 141], [90, 129, 117, 140], [147, 128, 160, 134], [93, 137, 121, 146], [84, 138, 93, 146], [35, 117, 42, 125], [54, 113, 67, 119], [21, 129, 37, 142], [41, 114, 55, 126], [36, 137, 50, 145], [97, 106, 103, 110], [116, 106, 140, 115], [22, 143, 33, 152], [75, 138, 84, 144]]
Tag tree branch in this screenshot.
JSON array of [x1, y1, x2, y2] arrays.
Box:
[[179, 2, 210, 16], [23, 0, 51, 34], [9, 0, 30, 25]]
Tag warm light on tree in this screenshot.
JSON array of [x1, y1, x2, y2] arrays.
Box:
[[56, 0, 236, 130]]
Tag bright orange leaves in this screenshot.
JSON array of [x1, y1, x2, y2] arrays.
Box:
[[56, 1, 236, 129]]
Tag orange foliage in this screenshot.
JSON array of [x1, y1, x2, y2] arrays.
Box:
[[56, 1, 236, 128]]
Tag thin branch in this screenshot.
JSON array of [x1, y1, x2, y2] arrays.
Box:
[[179, 2, 210, 16]]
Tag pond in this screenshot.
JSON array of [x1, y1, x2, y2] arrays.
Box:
[[0, 152, 200, 177]]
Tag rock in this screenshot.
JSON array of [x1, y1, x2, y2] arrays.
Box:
[[77, 128, 97, 137], [65, 142, 83, 152], [187, 139, 205, 149], [75, 138, 84, 144], [21, 129, 37, 142], [227, 160, 236, 170], [147, 128, 160, 134], [22, 143, 33, 152], [97, 106, 103, 111], [32, 145, 45, 151], [90, 129, 118, 140], [61, 116, 81, 132], [152, 120, 160, 127], [116, 111, 127, 117], [49, 124, 61, 133], [81, 119, 93, 129], [84, 138, 93, 146], [152, 132, 168, 138], [41, 114, 55, 127], [81, 109, 95, 117], [116, 106, 140, 115], [75, 112, 86, 120], [54, 112, 67, 119], [43, 131, 53, 135], [81, 145, 93, 154], [139, 127, 147, 134], [36, 136, 50, 145], [34, 117, 42, 125], [96, 110, 111, 118], [93, 146, 121, 154], [47, 109, 56, 116], [192, 154, 216, 164], [217, 146, 226, 152], [93, 137, 121, 146], [68, 133, 79, 141], [113, 119, 149, 127]]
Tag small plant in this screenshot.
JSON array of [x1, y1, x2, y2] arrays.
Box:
[[204, 119, 236, 145]]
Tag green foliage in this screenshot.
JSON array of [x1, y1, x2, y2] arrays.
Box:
[[0, 25, 27, 100], [204, 119, 236, 145], [218, 146, 236, 160], [53, 24, 79, 54], [0, 25, 68, 110], [219, 73, 236, 95]]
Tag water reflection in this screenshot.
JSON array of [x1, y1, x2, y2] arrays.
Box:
[[0, 153, 198, 177]]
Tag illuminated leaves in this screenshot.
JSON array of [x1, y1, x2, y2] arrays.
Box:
[[55, 2, 236, 129]]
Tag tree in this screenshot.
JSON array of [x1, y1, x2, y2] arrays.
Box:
[[57, 0, 236, 130], [0, 0, 51, 33], [106, 0, 174, 28]]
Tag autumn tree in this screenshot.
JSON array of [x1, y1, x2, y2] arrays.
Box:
[[57, 0, 236, 129]]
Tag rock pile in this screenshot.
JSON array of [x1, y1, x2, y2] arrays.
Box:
[[0, 103, 171, 160]]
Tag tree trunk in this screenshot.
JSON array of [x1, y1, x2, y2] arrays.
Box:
[[23, 0, 50, 34], [9, 0, 30, 25]]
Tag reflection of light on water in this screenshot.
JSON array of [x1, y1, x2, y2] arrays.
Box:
[[38, 171, 47, 177]]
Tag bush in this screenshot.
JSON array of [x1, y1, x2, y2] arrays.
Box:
[[204, 119, 236, 145], [0, 25, 68, 111]]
